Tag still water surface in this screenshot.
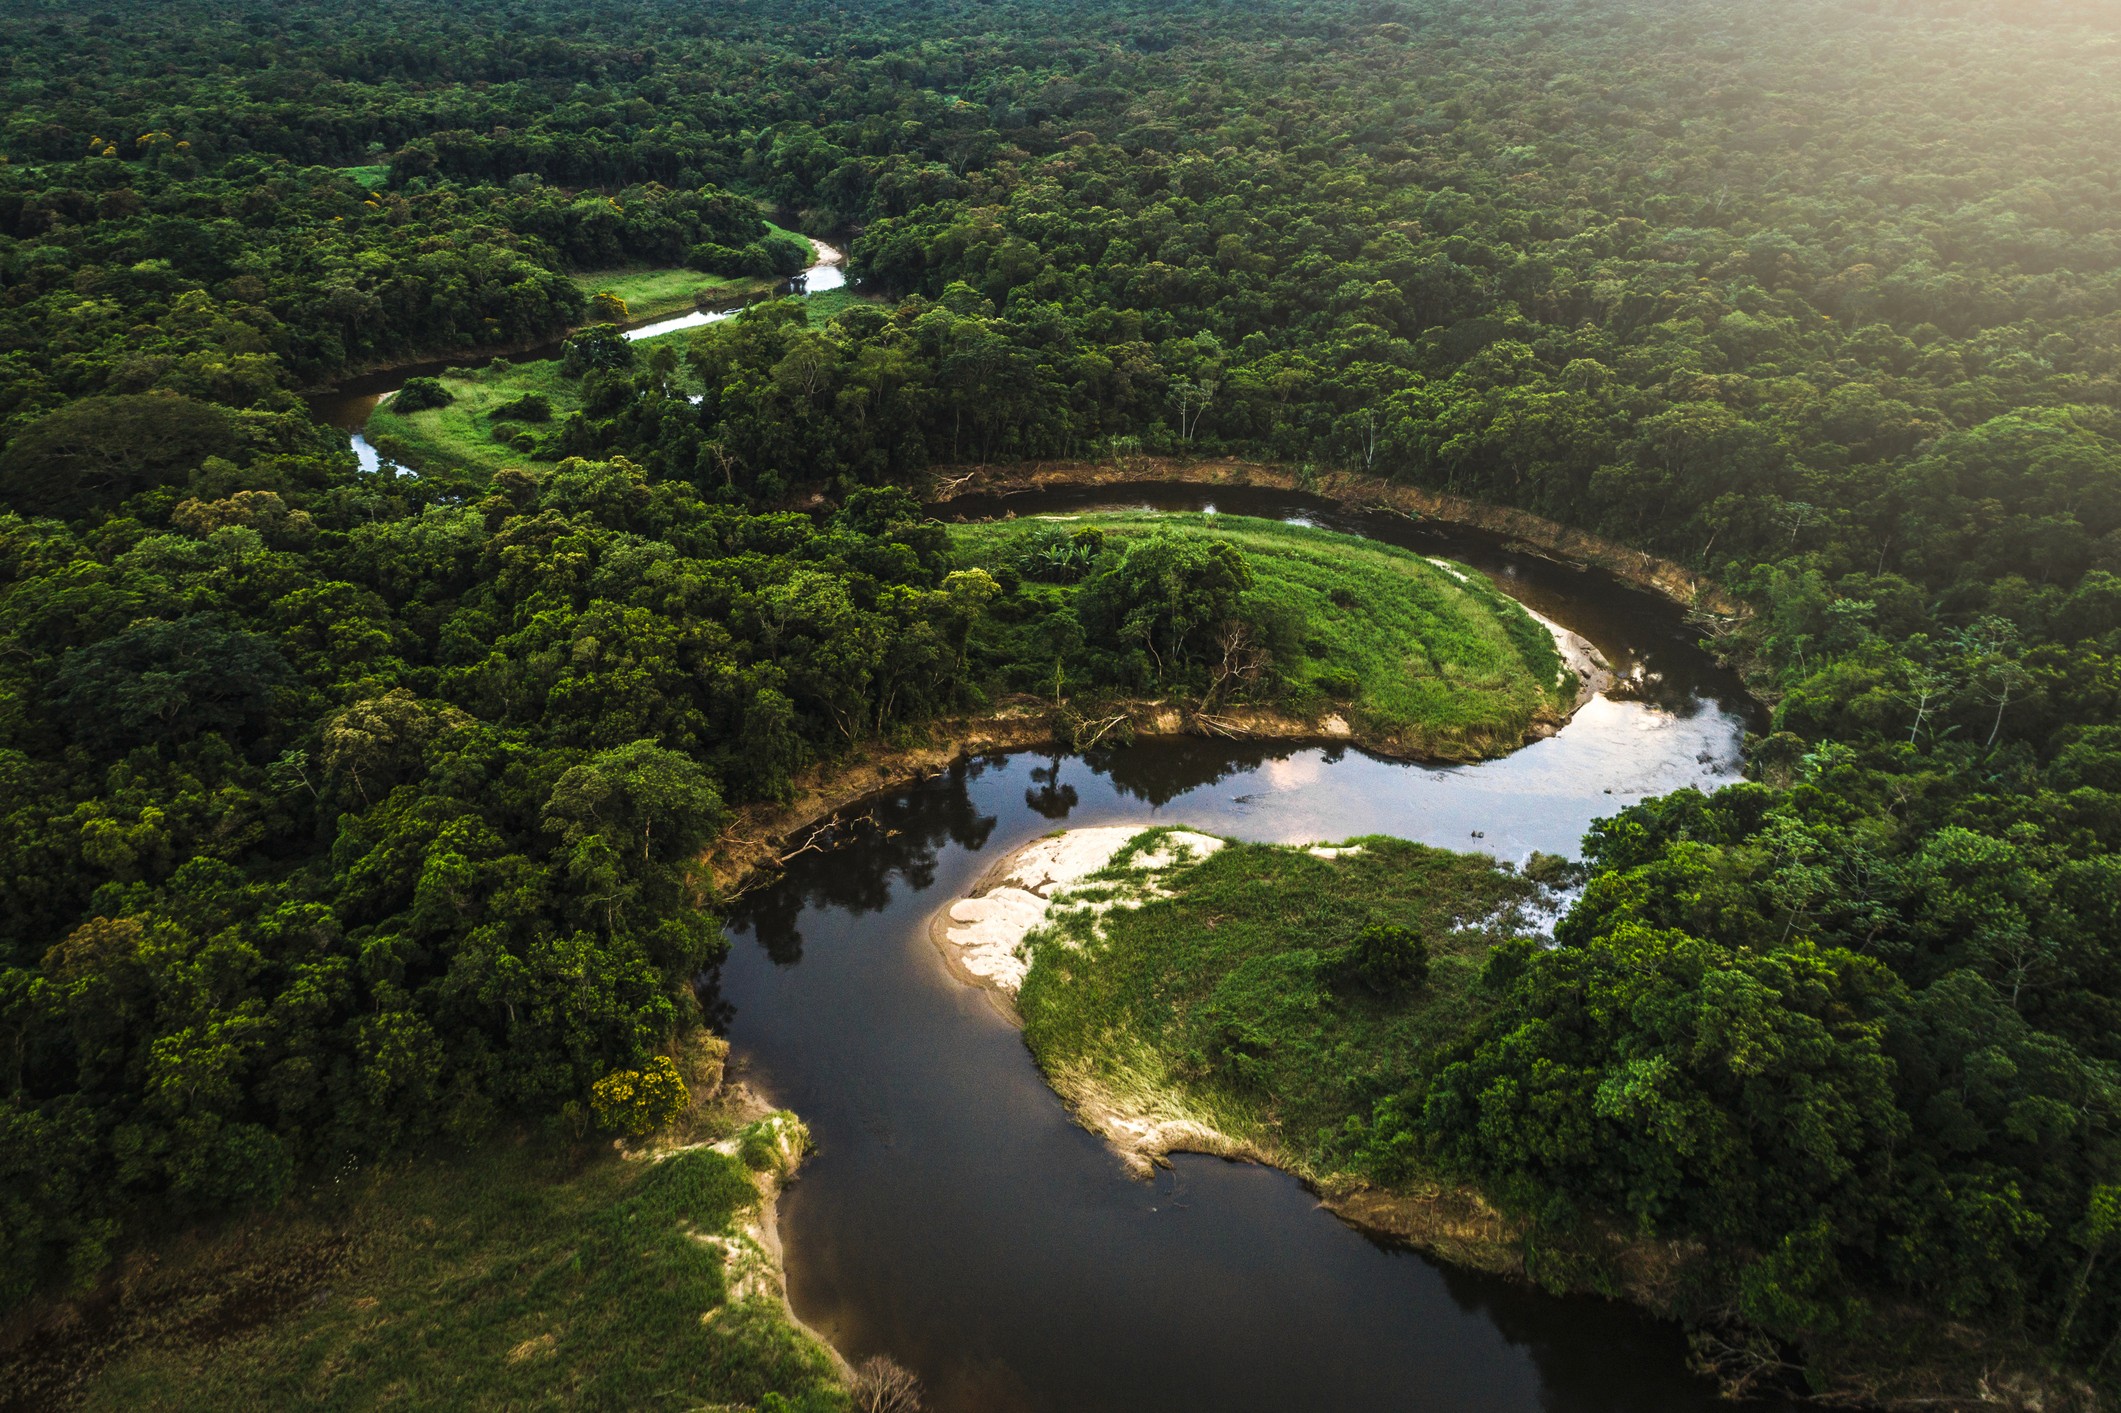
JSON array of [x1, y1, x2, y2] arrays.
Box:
[[715, 496, 1785, 1413]]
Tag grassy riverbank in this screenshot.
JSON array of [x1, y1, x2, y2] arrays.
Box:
[[956, 512, 1577, 759], [4, 1059, 846, 1413], [570, 224, 823, 319], [364, 356, 582, 480], [569, 265, 773, 321], [363, 289, 870, 481], [1013, 829, 1543, 1178]]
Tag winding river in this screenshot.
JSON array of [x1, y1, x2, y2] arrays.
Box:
[[714, 490, 1789, 1413], [307, 254, 1787, 1408]]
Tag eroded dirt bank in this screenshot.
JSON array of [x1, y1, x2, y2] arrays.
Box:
[[705, 670, 1603, 899]]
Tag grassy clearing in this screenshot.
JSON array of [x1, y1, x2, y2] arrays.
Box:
[[340, 164, 390, 189], [364, 286, 870, 479], [570, 266, 774, 322], [15, 1098, 846, 1413], [954, 512, 1574, 757], [1016, 829, 1540, 1179], [364, 355, 583, 481]]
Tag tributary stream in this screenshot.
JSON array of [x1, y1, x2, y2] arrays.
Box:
[[713, 488, 1789, 1413]]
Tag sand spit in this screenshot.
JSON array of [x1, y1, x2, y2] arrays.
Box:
[[937, 825, 1225, 992]]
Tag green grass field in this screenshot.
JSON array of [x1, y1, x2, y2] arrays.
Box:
[[31, 1114, 845, 1412], [363, 355, 586, 481], [1017, 830, 1540, 1180], [954, 513, 1575, 758], [570, 266, 774, 322]]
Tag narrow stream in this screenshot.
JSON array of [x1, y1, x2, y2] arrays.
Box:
[[714, 496, 1786, 1413]]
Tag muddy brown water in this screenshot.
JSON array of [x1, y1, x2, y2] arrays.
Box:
[[714, 493, 1791, 1413]]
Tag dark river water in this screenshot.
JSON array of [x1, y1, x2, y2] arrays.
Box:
[[714, 492, 1787, 1413]]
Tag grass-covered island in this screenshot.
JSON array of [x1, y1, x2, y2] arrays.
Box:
[[955, 511, 1585, 761]]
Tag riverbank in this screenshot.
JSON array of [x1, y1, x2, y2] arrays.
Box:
[[955, 512, 1591, 758], [569, 265, 780, 323], [924, 826, 1541, 1260], [704, 682, 1611, 899], [930, 456, 1748, 619], [0, 1036, 846, 1413], [922, 825, 2076, 1412]]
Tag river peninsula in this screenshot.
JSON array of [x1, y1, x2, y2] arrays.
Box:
[[933, 824, 1544, 1259]]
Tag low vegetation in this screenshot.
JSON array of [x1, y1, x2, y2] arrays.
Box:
[[364, 288, 870, 481], [957, 512, 1574, 757], [568, 266, 771, 324], [7, 0, 2121, 1401], [3, 1097, 845, 1413], [1015, 830, 1544, 1178]]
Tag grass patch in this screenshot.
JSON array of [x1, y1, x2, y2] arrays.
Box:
[[364, 356, 584, 481], [25, 1120, 845, 1413], [1016, 830, 1539, 1180], [570, 266, 774, 322], [954, 512, 1574, 758], [340, 164, 390, 189], [364, 286, 873, 479]]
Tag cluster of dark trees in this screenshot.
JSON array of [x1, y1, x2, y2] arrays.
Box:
[[3, 0, 2121, 1395]]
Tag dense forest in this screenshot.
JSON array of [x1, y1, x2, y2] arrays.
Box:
[[4, 0, 2121, 1401]]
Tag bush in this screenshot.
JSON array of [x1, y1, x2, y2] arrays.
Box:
[[1341, 921, 1429, 994], [492, 392, 553, 422], [393, 377, 454, 413], [1315, 668, 1360, 700], [561, 324, 633, 378], [589, 1057, 689, 1136]]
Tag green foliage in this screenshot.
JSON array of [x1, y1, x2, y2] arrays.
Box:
[[1081, 531, 1252, 680], [1017, 833, 1539, 1177], [0, 455, 1016, 1306], [34, 1143, 845, 1412], [559, 324, 634, 379], [391, 377, 454, 414], [957, 513, 1569, 752], [3, 0, 2121, 1391], [1339, 921, 1430, 995], [493, 393, 553, 423], [0, 396, 236, 519], [51, 616, 296, 751], [589, 1057, 689, 1136]]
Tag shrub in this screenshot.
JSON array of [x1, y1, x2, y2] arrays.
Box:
[[589, 1057, 689, 1136], [1342, 921, 1429, 994], [1316, 668, 1361, 700], [560, 324, 633, 378], [393, 377, 454, 413], [492, 392, 553, 422]]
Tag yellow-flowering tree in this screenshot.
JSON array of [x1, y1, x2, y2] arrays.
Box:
[[589, 1058, 689, 1137]]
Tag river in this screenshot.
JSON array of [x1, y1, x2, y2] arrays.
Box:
[[712, 491, 1789, 1413]]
